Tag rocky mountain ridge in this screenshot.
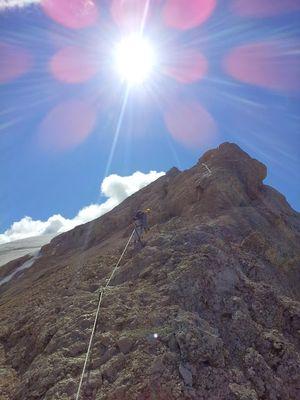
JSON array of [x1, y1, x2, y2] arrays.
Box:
[[0, 142, 299, 400]]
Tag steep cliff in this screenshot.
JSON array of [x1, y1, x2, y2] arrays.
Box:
[[0, 143, 299, 400]]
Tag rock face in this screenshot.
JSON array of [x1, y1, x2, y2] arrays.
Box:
[[0, 143, 299, 400]]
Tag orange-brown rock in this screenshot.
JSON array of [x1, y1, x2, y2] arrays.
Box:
[[0, 143, 299, 400]]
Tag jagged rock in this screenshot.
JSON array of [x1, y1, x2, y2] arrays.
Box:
[[117, 336, 134, 354], [229, 383, 258, 400], [102, 353, 126, 383], [178, 363, 193, 386], [150, 356, 165, 374], [0, 143, 299, 400]]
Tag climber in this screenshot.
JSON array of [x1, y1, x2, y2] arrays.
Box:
[[133, 209, 150, 246]]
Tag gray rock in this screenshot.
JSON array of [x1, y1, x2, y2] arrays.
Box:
[[117, 336, 134, 354], [179, 363, 193, 386], [150, 357, 165, 374]]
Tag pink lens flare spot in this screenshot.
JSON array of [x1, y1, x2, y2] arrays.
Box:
[[38, 99, 97, 151], [164, 49, 208, 84], [231, 0, 300, 17], [224, 41, 300, 92], [162, 0, 216, 30], [110, 0, 153, 32], [0, 42, 33, 84], [42, 0, 99, 29], [164, 100, 217, 148], [50, 46, 99, 84]]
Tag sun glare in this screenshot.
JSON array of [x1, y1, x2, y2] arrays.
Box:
[[114, 34, 156, 86]]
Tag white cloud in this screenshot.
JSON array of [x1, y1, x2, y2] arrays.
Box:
[[0, 0, 40, 10], [0, 170, 165, 244]]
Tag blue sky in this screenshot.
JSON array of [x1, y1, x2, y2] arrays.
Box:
[[0, 0, 299, 241]]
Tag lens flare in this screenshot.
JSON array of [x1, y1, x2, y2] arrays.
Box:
[[224, 41, 300, 92], [114, 34, 156, 85], [50, 46, 99, 84], [163, 49, 208, 84], [164, 100, 217, 148], [42, 0, 99, 29], [38, 99, 97, 151], [231, 0, 300, 17], [110, 0, 152, 32], [162, 0, 216, 30], [0, 42, 33, 84]]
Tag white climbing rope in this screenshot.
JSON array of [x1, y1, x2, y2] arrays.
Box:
[[75, 229, 135, 400]]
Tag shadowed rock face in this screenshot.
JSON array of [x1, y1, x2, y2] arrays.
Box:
[[0, 143, 299, 400]]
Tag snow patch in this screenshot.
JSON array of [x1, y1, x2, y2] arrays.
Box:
[[0, 250, 40, 286]]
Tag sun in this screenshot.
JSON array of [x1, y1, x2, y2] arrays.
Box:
[[114, 34, 156, 86]]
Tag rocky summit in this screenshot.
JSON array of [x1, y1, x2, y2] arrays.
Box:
[[0, 143, 299, 400]]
